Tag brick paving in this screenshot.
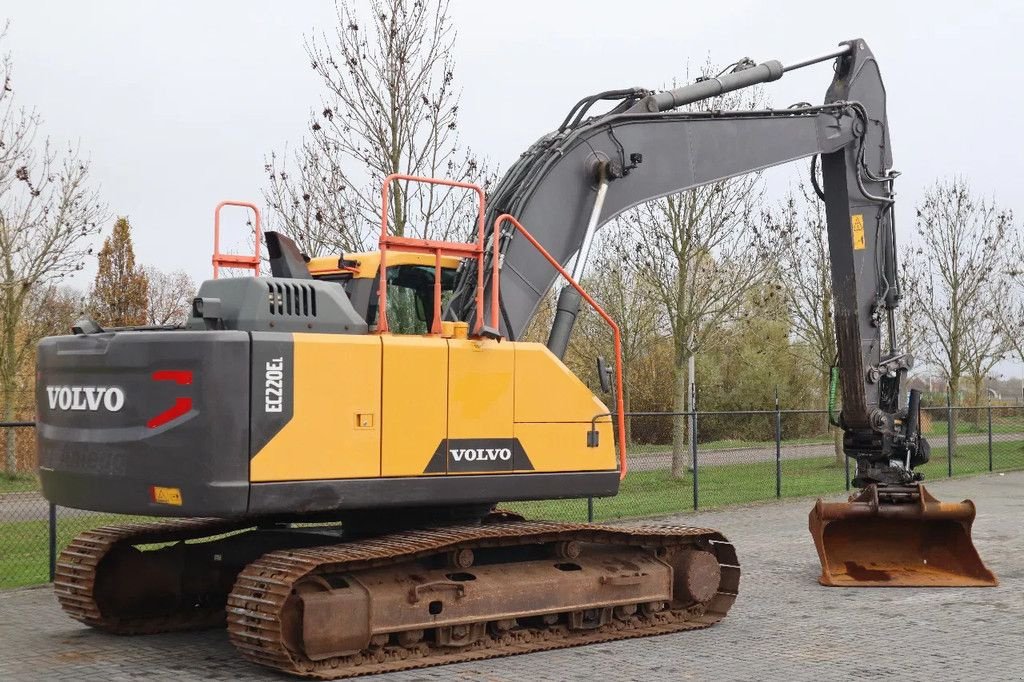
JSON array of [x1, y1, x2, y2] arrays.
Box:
[[1, 472, 1021, 681]]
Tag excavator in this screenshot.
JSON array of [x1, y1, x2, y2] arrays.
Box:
[[35, 38, 994, 679]]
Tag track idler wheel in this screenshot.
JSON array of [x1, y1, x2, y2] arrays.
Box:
[[670, 549, 721, 605], [809, 484, 998, 587]]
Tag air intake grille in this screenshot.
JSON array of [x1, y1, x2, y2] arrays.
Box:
[[267, 282, 317, 317]]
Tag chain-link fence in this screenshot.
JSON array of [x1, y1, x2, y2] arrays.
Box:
[[508, 408, 850, 521], [3, 404, 1024, 589], [507, 404, 1024, 520], [0, 421, 56, 590]]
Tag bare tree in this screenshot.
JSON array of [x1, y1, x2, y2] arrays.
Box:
[[620, 77, 772, 479], [773, 180, 844, 463], [21, 283, 84, 338], [894, 253, 930, 369], [0, 30, 105, 475], [265, 0, 487, 256], [962, 302, 1007, 409], [994, 220, 1024, 371], [264, 139, 363, 256], [906, 178, 1011, 447], [526, 238, 672, 447], [568, 228, 665, 445], [144, 267, 196, 326]]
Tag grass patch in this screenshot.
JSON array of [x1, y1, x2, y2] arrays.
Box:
[[917, 440, 1024, 480], [0, 514, 145, 590], [0, 473, 39, 495], [628, 435, 834, 454], [922, 420, 1023, 437], [506, 456, 849, 523]]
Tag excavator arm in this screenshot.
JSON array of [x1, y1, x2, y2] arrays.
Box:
[[452, 38, 995, 586], [451, 39, 922, 485]]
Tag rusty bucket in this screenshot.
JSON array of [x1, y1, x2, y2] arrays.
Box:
[[809, 484, 997, 587]]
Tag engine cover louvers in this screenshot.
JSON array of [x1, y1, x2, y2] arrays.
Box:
[[267, 282, 318, 317]]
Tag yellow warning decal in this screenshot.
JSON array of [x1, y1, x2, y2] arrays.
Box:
[[151, 486, 183, 506], [851, 214, 866, 250]]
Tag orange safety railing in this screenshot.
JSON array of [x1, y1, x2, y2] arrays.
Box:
[[212, 201, 262, 279], [492, 214, 628, 480], [377, 174, 497, 334]]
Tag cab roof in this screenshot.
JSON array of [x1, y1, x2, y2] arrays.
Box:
[[307, 250, 463, 278]]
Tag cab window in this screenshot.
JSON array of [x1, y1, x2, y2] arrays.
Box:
[[375, 265, 458, 334]]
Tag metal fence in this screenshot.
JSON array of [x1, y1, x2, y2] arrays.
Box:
[[3, 404, 1023, 589], [505, 404, 1024, 522]]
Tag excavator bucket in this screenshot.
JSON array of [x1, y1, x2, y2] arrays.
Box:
[[809, 484, 997, 587]]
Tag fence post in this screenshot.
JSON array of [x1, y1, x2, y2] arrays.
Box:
[[691, 386, 699, 511], [946, 392, 953, 478], [587, 496, 594, 522], [988, 403, 993, 472], [48, 502, 57, 582], [774, 388, 781, 499]]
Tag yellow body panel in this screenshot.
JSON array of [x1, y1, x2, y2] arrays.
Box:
[[305, 256, 346, 276], [514, 421, 615, 472], [447, 338, 515, 442], [250, 334, 382, 481], [513, 342, 615, 472], [308, 251, 462, 278], [381, 335, 448, 476], [514, 344, 610, 423], [252, 334, 616, 482]]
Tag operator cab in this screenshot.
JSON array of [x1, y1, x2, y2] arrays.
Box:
[[212, 217, 464, 336], [212, 187, 477, 337], [307, 252, 461, 334]]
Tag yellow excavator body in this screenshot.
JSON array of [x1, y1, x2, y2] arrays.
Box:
[[247, 332, 616, 483]]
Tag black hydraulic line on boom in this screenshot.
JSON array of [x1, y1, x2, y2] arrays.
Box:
[[448, 39, 926, 488]]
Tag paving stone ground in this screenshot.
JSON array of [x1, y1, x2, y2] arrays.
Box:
[[1, 472, 1021, 682]]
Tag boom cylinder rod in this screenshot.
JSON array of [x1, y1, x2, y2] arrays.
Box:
[[636, 44, 852, 113], [546, 166, 611, 359], [781, 45, 852, 73], [569, 169, 610, 281]]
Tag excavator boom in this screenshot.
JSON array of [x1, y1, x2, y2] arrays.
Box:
[[448, 38, 995, 587]]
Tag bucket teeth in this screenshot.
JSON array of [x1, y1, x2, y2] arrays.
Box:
[[809, 484, 998, 587]]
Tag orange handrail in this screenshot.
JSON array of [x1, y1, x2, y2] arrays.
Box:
[[213, 201, 261, 279], [377, 174, 495, 334], [492, 214, 628, 480]]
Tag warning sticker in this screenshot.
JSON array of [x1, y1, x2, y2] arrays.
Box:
[[851, 214, 866, 250], [151, 486, 183, 506]]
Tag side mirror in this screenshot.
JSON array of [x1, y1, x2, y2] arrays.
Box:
[[596, 356, 613, 394]]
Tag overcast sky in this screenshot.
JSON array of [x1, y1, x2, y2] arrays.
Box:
[[4, 2, 1022, 338]]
